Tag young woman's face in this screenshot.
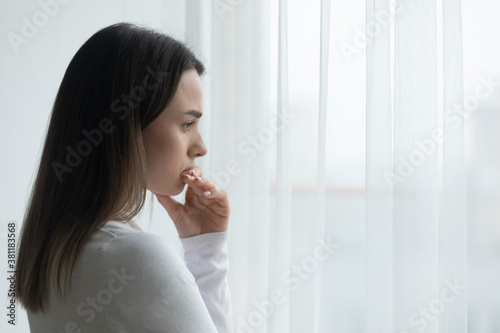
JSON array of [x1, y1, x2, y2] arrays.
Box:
[[142, 69, 207, 196]]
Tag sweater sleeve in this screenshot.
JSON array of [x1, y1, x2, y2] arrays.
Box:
[[179, 231, 234, 333], [99, 232, 220, 333]]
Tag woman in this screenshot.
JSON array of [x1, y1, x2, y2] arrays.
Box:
[[15, 22, 233, 332]]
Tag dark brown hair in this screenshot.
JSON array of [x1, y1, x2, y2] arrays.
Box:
[[15, 22, 205, 313]]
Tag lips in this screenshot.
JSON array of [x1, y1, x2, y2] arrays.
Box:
[[181, 166, 196, 175]]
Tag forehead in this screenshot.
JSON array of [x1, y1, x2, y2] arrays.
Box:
[[163, 69, 203, 117], [175, 70, 202, 103]]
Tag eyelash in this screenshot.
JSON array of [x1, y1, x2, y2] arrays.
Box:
[[183, 121, 196, 130]]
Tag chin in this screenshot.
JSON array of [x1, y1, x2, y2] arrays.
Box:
[[165, 183, 185, 197], [172, 186, 185, 196], [173, 178, 188, 195], [148, 179, 185, 197]]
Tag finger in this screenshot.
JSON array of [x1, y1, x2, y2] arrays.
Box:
[[182, 166, 203, 178], [182, 174, 214, 197], [187, 176, 228, 206], [192, 166, 203, 178], [206, 188, 230, 207]]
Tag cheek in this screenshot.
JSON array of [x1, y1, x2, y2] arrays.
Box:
[[150, 130, 184, 172]]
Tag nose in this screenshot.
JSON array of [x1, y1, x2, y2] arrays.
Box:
[[193, 144, 207, 158], [191, 133, 208, 158]]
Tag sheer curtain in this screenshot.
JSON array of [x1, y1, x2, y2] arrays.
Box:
[[183, 0, 467, 332], [1, 0, 470, 332], [189, 0, 467, 331], [188, 0, 467, 332], [366, 0, 467, 332]]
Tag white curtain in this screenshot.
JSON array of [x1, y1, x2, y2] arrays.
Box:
[[2, 0, 486, 332], [181, 0, 468, 331], [366, 0, 467, 332], [187, 0, 468, 332]]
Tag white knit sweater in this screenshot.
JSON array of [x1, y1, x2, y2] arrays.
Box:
[[26, 220, 234, 333]]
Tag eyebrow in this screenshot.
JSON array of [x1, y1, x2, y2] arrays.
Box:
[[183, 110, 203, 118]]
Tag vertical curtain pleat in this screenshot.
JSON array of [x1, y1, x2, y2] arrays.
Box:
[[232, 1, 253, 329], [313, 0, 330, 332], [271, 0, 292, 332], [185, 0, 213, 140], [393, 0, 440, 332], [366, 0, 467, 331], [365, 0, 393, 331], [233, 1, 272, 332], [440, 0, 468, 331], [209, 2, 252, 330]]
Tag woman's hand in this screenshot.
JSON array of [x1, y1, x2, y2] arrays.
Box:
[[154, 166, 230, 238]]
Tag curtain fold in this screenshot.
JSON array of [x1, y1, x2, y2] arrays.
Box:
[[190, 1, 274, 332], [365, 0, 394, 330], [393, 1, 440, 331], [313, 1, 330, 332], [440, 0, 467, 330], [366, 0, 467, 332], [270, 0, 292, 331]]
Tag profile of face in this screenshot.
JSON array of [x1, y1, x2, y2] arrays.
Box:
[[142, 69, 207, 196]]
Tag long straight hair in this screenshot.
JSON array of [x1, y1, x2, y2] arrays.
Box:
[[15, 22, 205, 313]]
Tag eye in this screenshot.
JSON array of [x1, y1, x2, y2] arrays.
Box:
[[183, 121, 196, 130]]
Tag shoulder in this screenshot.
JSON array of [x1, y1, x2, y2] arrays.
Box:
[[93, 224, 218, 332], [96, 221, 177, 260], [98, 225, 189, 282]]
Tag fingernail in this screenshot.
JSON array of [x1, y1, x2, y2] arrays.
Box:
[[189, 170, 195, 175], [203, 191, 211, 196], [196, 176, 202, 181]]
